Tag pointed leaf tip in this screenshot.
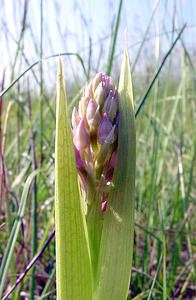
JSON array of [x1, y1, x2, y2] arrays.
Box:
[[57, 57, 64, 87]]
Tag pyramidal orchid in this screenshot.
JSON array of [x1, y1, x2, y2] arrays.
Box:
[[55, 49, 136, 300]]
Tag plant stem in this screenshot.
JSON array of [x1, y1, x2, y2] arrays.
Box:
[[28, 78, 38, 300], [107, 0, 123, 75], [40, 0, 44, 166]]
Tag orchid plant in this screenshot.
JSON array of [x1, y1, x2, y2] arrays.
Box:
[[55, 48, 136, 300]]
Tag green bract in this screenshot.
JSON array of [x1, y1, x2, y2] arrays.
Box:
[[55, 59, 93, 300], [55, 49, 136, 300]]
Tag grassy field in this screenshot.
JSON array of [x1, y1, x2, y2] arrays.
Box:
[[0, 0, 195, 299]]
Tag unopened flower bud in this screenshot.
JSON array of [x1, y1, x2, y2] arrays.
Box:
[[94, 82, 105, 107], [74, 146, 85, 171], [92, 72, 102, 93], [105, 125, 116, 144], [75, 119, 90, 151], [105, 76, 114, 93], [96, 126, 116, 168], [98, 113, 113, 144], [86, 99, 101, 128], [72, 107, 80, 128], [101, 200, 108, 212], [79, 96, 89, 118], [103, 90, 118, 122]]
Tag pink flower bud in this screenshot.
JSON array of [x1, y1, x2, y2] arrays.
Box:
[[103, 90, 118, 122], [101, 200, 108, 212], [98, 113, 113, 144], [94, 82, 105, 107], [72, 107, 80, 128], [79, 97, 89, 118], [105, 76, 114, 92], [74, 119, 90, 151], [92, 72, 102, 93], [85, 81, 93, 98], [86, 99, 101, 128]]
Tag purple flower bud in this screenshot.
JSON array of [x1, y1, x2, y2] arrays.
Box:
[[74, 146, 85, 170], [86, 99, 101, 128], [72, 107, 80, 128], [98, 113, 113, 144], [103, 90, 118, 122], [104, 125, 116, 144], [74, 119, 90, 150], [100, 74, 114, 93], [105, 76, 113, 92]]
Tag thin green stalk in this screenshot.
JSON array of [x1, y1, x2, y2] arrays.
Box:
[[40, 267, 55, 299], [30, 173, 38, 299], [135, 24, 186, 118], [178, 267, 194, 300], [40, 0, 44, 167], [28, 79, 38, 300], [10, 0, 28, 81], [0, 170, 40, 299], [156, 83, 182, 184], [2, 20, 39, 84], [0, 52, 88, 99], [147, 254, 162, 300], [162, 235, 167, 300], [86, 187, 103, 280], [106, 0, 123, 75]]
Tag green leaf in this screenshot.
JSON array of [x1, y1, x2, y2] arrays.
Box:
[[94, 49, 136, 300], [55, 58, 93, 300]]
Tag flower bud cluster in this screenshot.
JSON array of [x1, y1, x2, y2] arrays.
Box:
[[72, 73, 119, 211]]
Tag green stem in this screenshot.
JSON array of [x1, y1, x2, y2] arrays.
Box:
[[40, 0, 44, 166], [28, 79, 38, 300], [106, 0, 123, 75], [86, 186, 103, 282]]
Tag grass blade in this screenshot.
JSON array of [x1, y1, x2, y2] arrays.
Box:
[[107, 0, 123, 75], [0, 170, 40, 299], [0, 52, 88, 99], [135, 24, 186, 118], [2, 231, 55, 300]]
